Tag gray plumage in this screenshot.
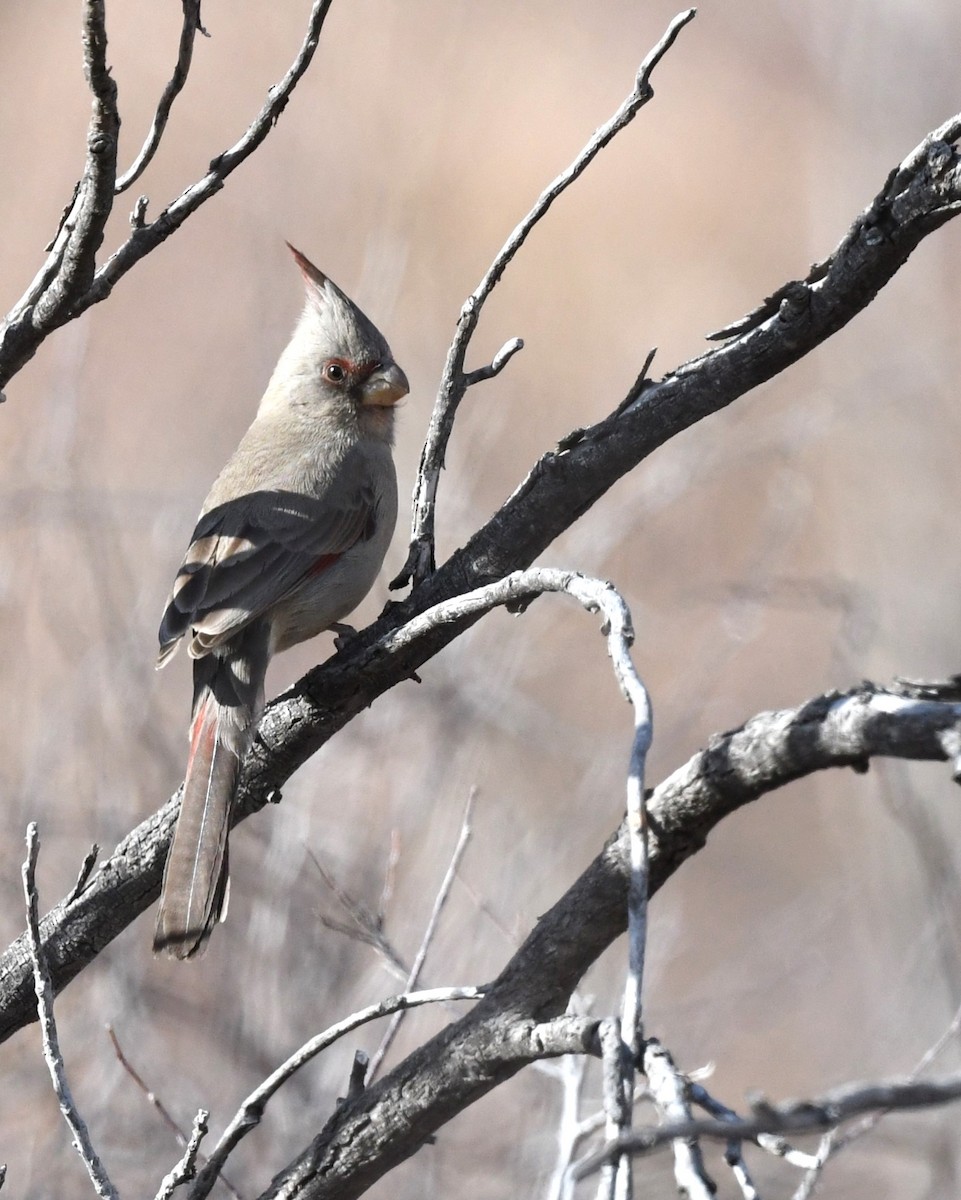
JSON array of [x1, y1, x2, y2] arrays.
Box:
[[154, 246, 407, 959]]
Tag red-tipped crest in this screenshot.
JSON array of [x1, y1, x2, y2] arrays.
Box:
[[286, 241, 327, 291]]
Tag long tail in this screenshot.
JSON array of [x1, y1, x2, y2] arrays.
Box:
[[154, 629, 268, 958]]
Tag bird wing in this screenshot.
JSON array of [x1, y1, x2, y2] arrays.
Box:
[[158, 477, 381, 663]]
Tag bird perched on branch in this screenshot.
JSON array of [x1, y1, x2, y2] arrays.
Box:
[[154, 244, 408, 959]]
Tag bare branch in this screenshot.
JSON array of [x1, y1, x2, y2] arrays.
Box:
[[463, 337, 525, 387], [344, 1051, 369, 1103], [108, 1023, 243, 1199], [0, 0, 335, 390], [21, 825, 119, 1200], [543, 1001, 593, 1200], [609, 573, 653, 1198], [7, 0, 121, 361], [246, 684, 961, 1199], [88, 0, 334, 299], [108, 1023, 186, 1145], [188, 986, 482, 1199], [57, 0, 121, 304], [690, 1083, 820, 1172], [66, 844, 99, 905], [595, 1018, 627, 1200], [391, 9, 698, 589], [791, 995, 961, 1198], [154, 1109, 209, 1200], [574, 1073, 961, 1179], [643, 1040, 715, 1200], [116, 0, 208, 194], [369, 787, 477, 1078], [708, 114, 961, 342], [3, 679, 960, 1196], [1, 97, 958, 1046]]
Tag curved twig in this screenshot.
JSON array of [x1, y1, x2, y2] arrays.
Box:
[[189, 986, 482, 1198], [116, 0, 209, 195], [391, 9, 698, 589]]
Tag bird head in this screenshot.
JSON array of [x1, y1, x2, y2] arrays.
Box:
[[285, 243, 409, 416]]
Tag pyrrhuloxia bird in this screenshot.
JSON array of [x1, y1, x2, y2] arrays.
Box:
[[154, 245, 408, 959]]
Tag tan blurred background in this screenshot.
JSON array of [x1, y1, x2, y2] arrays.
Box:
[[1, 1, 961, 1196]]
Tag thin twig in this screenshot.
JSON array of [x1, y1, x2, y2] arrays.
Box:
[[116, 0, 208, 194], [792, 996, 961, 1199], [574, 1073, 961, 1179], [187, 986, 482, 1199], [690, 1083, 819, 1171], [463, 337, 525, 386], [66, 845, 100, 905], [610, 553, 654, 1200], [392, 8, 697, 589], [344, 1050, 369, 1103], [22, 825, 119, 1200], [643, 1040, 715, 1200], [154, 1109, 209, 1200], [107, 1024, 185, 1144], [91, 0, 334, 300], [543, 1000, 591, 1200], [108, 1024, 243, 1199], [615, 346, 658, 415], [596, 1018, 627, 1200], [0, 0, 335, 389], [368, 788, 477, 1079], [308, 846, 408, 981], [726, 1148, 762, 1200]]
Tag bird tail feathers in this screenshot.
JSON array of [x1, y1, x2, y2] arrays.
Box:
[[154, 689, 239, 959]]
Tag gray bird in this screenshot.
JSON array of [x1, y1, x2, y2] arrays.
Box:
[[154, 245, 408, 959]]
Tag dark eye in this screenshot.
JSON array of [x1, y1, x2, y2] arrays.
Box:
[[324, 361, 347, 384]]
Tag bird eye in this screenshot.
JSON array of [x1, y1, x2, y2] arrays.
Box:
[[324, 361, 347, 383]]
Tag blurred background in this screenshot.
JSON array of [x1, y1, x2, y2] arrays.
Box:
[[1, 1, 960, 1196]]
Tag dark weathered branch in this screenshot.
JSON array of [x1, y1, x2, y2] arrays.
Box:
[[391, 8, 698, 588], [1, 673, 960, 1192], [0, 0, 333, 391], [1, 100, 959, 1198], [190, 987, 483, 1199], [707, 115, 961, 341], [1, 0, 121, 390], [254, 686, 961, 1200], [0, 59, 956, 1034]]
